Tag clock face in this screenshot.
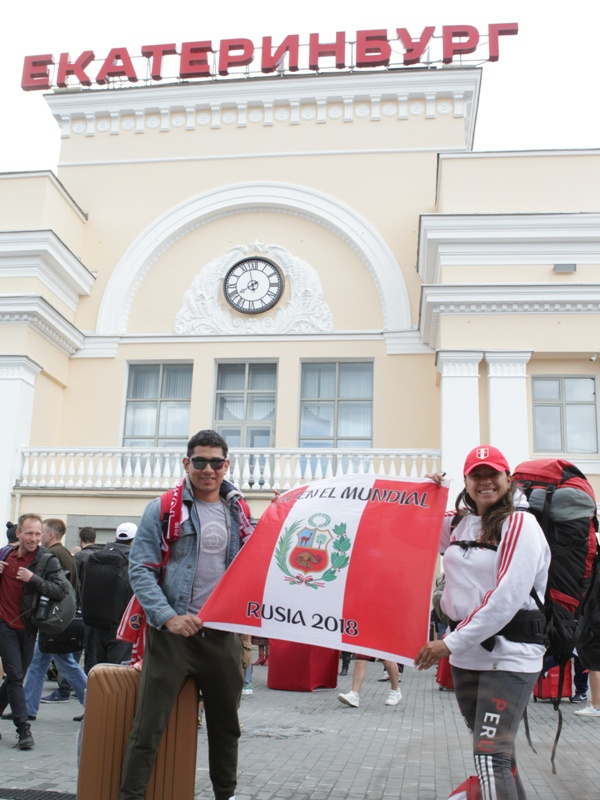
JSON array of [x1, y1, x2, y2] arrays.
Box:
[[223, 257, 284, 315]]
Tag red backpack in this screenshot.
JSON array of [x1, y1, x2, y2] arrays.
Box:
[[513, 458, 598, 772], [513, 458, 597, 614]]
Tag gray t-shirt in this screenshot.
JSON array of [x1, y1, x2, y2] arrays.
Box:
[[187, 498, 229, 615]]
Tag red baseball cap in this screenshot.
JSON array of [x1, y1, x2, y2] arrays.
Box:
[[463, 445, 510, 476]]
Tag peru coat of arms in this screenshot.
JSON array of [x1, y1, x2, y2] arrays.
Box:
[[274, 513, 351, 589]]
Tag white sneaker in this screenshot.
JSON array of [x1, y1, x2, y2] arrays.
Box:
[[241, 687, 253, 696], [338, 690, 360, 708], [385, 688, 402, 706], [574, 703, 600, 717]]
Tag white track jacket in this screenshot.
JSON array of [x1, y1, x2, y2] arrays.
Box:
[[440, 510, 551, 673]]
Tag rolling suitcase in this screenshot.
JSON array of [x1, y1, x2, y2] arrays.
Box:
[[436, 656, 454, 691], [77, 663, 199, 800], [533, 660, 572, 701]]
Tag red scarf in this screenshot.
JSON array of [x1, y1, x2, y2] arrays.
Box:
[[117, 479, 185, 667]]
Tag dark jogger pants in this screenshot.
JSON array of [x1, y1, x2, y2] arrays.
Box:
[[452, 666, 538, 800], [0, 621, 36, 733], [119, 626, 243, 800]]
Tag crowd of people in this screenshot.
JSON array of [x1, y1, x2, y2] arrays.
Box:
[[0, 514, 139, 745], [0, 432, 599, 800]]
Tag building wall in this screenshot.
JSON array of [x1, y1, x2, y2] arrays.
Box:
[[2, 67, 600, 532]]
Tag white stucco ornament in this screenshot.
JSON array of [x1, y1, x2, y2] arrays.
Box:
[[174, 243, 333, 335]]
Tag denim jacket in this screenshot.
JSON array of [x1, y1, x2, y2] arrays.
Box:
[[128, 479, 243, 630]]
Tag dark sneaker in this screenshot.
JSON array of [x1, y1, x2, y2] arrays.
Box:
[[571, 692, 588, 703], [40, 690, 69, 703], [2, 712, 36, 721], [73, 713, 85, 722], [17, 728, 34, 750]]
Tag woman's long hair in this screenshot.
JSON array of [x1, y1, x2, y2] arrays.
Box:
[[454, 475, 518, 545]]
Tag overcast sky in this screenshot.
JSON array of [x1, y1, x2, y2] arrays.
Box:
[[1, 0, 598, 173]]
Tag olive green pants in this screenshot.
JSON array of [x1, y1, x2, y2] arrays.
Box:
[[119, 626, 243, 800]]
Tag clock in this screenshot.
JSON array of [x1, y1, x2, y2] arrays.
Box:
[[223, 257, 284, 315]]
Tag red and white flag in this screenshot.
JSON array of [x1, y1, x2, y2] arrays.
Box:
[[200, 474, 448, 664]]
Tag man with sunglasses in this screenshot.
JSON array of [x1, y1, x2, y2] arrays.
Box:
[[120, 429, 251, 800]]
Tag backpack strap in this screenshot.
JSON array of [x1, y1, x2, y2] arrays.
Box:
[[0, 544, 14, 562], [448, 540, 498, 553], [160, 488, 176, 537], [143, 483, 184, 573], [34, 552, 53, 577], [529, 577, 569, 774], [541, 484, 557, 535], [449, 513, 463, 533], [522, 706, 537, 755]]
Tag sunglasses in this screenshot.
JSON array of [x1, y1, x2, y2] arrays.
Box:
[[190, 457, 227, 471]]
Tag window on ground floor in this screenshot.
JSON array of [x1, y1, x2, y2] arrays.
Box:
[[214, 362, 277, 449], [532, 376, 598, 454], [123, 363, 192, 448], [299, 361, 373, 449]]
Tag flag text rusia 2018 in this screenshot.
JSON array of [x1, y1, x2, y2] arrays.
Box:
[[246, 602, 359, 635]]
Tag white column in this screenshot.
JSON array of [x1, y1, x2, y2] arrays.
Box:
[[0, 356, 42, 523], [485, 351, 532, 472], [436, 351, 483, 502]]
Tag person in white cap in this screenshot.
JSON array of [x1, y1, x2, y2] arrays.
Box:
[[116, 522, 137, 543]]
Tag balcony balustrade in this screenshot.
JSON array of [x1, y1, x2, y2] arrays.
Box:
[[15, 447, 442, 493]]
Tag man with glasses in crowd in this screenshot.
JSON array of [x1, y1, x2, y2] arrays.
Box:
[[120, 430, 252, 800]]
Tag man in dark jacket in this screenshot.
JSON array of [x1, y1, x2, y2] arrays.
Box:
[[74, 526, 103, 587], [84, 522, 137, 666], [74, 526, 103, 673], [0, 513, 68, 749]]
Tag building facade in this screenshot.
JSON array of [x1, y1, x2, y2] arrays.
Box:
[[1, 64, 599, 545]]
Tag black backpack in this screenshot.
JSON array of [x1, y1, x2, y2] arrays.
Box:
[[577, 546, 600, 672], [512, 458, 598, 772], [513, 459, 598, 660], [31, 553, 77, 635], [81, 543, 132, 629]]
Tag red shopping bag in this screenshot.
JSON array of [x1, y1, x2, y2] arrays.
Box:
[[448, 776, 480, 800]]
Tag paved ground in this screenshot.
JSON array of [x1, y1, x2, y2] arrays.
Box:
[[1, 658, 599, 799]]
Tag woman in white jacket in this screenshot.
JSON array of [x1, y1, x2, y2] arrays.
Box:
[[415, 445, 550, 800]]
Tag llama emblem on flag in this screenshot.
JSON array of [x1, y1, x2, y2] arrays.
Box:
[[274, 513, 351, 589]]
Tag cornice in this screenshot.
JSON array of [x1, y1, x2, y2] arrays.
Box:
[[383, 329, 433, 355], [439, 149, 600, 160], [420, 284, 600, 348], [70, 336, 120, 359], [485, 351, 532, 377], [0, 355, 42, 385], [0, 172, 88, 222], [45, 69, 480, 150], [0, 295, 85, 356], [0, 231, 95, 311], [436, 350, 483, 376], [73, 329, 433, 359], [418, 213, 600, 284]]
